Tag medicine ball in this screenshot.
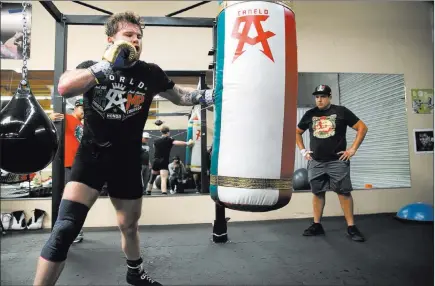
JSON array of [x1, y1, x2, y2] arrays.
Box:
[[155, 175, 169, 190], [292, 168, 310, 191]]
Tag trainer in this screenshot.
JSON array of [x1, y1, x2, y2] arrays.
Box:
[[296, 84, 368, 242]]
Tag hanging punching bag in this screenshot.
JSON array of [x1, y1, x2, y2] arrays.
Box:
[[210, 1, 298, 212], [0, 83, 59, 174], [0, 2, 59, 174]]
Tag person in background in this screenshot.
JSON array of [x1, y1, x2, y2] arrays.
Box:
[[296, 84, 368, 242], [140, 132, 151, 194], [49, 98, 85, 243], [146, 125, 194, 195], [168, 156, 187, 194]]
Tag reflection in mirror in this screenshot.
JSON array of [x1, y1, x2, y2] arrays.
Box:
[[140, 86, 209, 197]]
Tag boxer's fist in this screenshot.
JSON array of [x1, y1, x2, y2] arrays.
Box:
[[187, 139, 195, 147], [103, 40, 138, 69], [88, 40, 138, 84], [194, 89, 215, 106]]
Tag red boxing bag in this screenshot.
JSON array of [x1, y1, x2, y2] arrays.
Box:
[[0, 83, 59, 174]]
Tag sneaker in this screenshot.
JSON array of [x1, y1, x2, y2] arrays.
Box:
[[126, 270, 162, 286], [73, 229, 84, 243], [347, 225, 365, 242], [303, 222, 325, 236]]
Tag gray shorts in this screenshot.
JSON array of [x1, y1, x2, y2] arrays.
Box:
[[307, 159, 353, 194]]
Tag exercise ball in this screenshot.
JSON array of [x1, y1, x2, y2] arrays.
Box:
[[155, 175, 169, 190], [292, 168, 310, 191], [396, 202, 434, 222]]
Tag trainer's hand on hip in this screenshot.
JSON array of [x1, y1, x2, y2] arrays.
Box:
[[103, 40, 138, 69], [337, 148, 356, 161], [300, 149, 313, 161]]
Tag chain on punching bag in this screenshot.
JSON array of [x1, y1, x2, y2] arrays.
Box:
[[0, 1, 59, 174]]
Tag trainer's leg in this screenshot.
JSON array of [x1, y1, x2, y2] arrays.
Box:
[[160, 170, 169, 194], [33, 182, 99, 286], [307, 160, 329, 223], [313, 191, 326, 223], [337, 192, 354, 225], [303, 160, 328, 236], [110, 197, 142, 261], [327, 160, 355, 226]]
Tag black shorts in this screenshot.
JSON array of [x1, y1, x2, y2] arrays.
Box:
[[69, 143, 143, 200], [151, 158, 169, 171], [307, 159, 353, 194]]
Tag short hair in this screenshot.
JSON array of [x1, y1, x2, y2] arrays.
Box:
[[160, 125, 170, 134], [105, 11, 143, 37]]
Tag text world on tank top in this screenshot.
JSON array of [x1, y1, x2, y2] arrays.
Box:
[[82, 61, 160, 149]]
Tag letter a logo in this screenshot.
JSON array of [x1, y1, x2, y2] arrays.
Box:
[[231, 15, 276, 63]]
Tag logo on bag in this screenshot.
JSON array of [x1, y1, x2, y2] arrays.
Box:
[[231, 10, 276, 63]]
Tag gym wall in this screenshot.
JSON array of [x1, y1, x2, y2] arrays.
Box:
[[1, 1, 433, 229]]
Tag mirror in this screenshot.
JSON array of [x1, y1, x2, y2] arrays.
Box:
[[0, 70, 411, 200]]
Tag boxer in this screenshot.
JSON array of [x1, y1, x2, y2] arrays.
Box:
[[33, 11, 213, 286]]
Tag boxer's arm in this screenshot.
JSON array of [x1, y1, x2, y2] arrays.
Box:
[[159, 85, 208, 106], [58, 69, 97, 98]]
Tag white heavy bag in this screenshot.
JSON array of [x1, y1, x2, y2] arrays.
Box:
[[185, 106, 202, 173], [191, 106, 202, 173], [210, 1, 298, 212]]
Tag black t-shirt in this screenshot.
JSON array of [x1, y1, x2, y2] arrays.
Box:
[[297, 104, 360, 162], [76, 60, 175, 155], [153, 136, 175, 162]]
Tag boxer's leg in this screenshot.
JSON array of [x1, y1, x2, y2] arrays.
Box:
[[108, 165, 161, 285], [33, 183, 100, 286], [33, 145, 106, 286], [65, 167, 84, 244]]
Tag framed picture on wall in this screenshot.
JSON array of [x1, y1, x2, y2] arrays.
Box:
[[413, 129, 434, 154]]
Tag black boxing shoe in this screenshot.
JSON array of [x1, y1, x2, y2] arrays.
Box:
[[126, 270, 162, 286], [347, 225, 365, 242], [303, 222, 325, 236]]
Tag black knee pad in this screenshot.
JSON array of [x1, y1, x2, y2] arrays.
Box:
[[148, 173, 158, 184], [40, 200, 89, 262]]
